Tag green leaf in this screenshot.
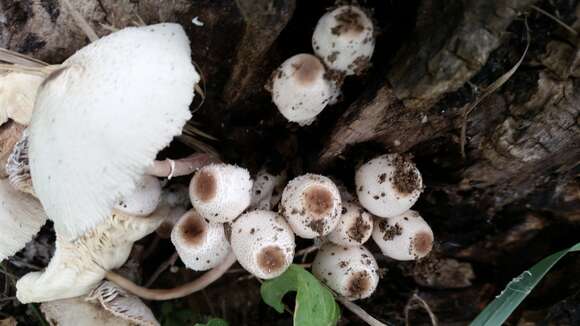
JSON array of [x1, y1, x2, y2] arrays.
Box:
[[471, 242, 580, 326], [261, 265, 340, 326], [194, 318, 229, 326]]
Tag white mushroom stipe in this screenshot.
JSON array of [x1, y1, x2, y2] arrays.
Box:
[[231, 210, 295, 279], [280, 174, 342, 238], [28, 23, 199, 240], [312, 243, 379, 301], [355, 154, 423, 218], [171, 209, 231, 271], [0, 179, 47, 262], [115, 175, 161, 217], [250, 169, 286, 210], [270, 54, 333, 126], [189, 163, 252, 223], [312, 5, 375, 76], [145, 153, 218, 178], [327, 201, 373, 247], [372, 210, 434, 261], [0, 72, 44, 126], [16, 206, 167, 303]]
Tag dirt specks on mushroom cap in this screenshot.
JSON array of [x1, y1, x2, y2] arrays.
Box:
[[392, 154, 421, 195], [328, 200, 373, 247], [347, 270, 371, 299]]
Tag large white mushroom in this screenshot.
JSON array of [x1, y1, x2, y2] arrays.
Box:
[[312, 5, 375, 76], [372, 210, 434, 261], [355, 154, 423, 218], [27, 23, 205, 240], [270, 53, 334, 126], [231, 210, 295, 279], [189, 163, 253, 223], [280, 174, 342, 238], [171, 209, 231, 271], [312, 243, 379, 300], [0, 179, 46, 262]]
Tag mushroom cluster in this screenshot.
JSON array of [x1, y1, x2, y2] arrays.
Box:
[[268, 5, 376, 125]]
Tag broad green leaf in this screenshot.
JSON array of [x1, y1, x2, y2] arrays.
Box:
[[195, 318, 229, 326], [261, 265, 340, 326], [471, 242, 580, 326]]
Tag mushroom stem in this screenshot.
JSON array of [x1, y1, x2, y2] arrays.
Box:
[[336, 296, 387, 326], [105, 252, 237, 300], [145, 153, 218, 179]]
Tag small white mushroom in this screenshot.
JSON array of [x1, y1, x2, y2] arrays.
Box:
[[280, 174, 342, 238], [115, 175, 162, 217], [189, 163, 252, 223], [250, 169, 286, 210], [28, 23, 200, 240], [270, 53, 333, 126], [372, 210, 434, 261], [312, 5, 375, 76], [231, 210, 295, 279], [0, 72, 44, 126], [0, 179, 47, 262], [16, 207, 167, 303], [312, 243, 379, 300], [171, 209, 231, 271], [355, 154, 423, 218], [327, 201, 373, 247]]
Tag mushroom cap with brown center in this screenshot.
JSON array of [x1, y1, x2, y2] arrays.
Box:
[[312, 243, 379, 300], [231, 210, 295, 279], [327, 200, 373, 247], [280, 174, 342, 239]]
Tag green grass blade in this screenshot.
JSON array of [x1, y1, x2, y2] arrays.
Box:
[[470, 242, 580, 326]]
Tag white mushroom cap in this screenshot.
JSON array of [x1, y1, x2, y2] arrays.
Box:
[[250, 169, 286, 210], [312, 243, 379, 300], [0, 179, 47, 262], [231, 210, 295, 279], [271, 54, 333, 126], [115, 175, 161, 217], [355, 154, 423, 218], [171, 209, 231, 271], [280, 174, 342, 238], [28, 23, 199, 240], [16, 207, 166, 303], [0, 72, 44, 126], [327, 201, 373, 247], [312, 5, 375, 76], [41, 297, 134, 326], [372, 210, 434, 261], [189, 163, 252, 223]]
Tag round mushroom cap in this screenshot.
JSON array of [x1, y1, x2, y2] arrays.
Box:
[[312, 5, 375, 76], [280, 174, 342, 238], [312, 243, 379, 300], [355, 154, 422, 218], [189, 163, 252, 223], [171, 209, 231, 271], [0, 72, 44, 126], [372, 210, 434, 261], [327, 201, 373, 247], [231, 210, 295, 279], [0, 179, 47, 262], [115, 175, 161, 217], [28, 23, 199, 240], [271, 54, 333, 126]]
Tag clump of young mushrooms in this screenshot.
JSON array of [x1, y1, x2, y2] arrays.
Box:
[[268, 5, 376, 125]]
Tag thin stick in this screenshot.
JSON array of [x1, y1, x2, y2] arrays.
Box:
[[460, 17, 530, 158], [0, 48, 48, 67], [61, 0, 99, 42], [531, 5, 578, 36], [336, 296, 388, 326], [404, 293, 438, 326], [105, 253, 237, 301]]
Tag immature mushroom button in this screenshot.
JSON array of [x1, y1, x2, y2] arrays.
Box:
[[312, 5, 375, 76], [355, 154, 423, 218], [231, 210, 295, 279], [171, 209, 231, 271], [312, 243, 379, 301], [280, 174, 342, 238], [189, 163, 253, 223], [270, 53, 333, 126], [27, 23, 201, 240], [115, 175, 161, 217], [371, 210, 434, 261], [327, 200, 373, 247]]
